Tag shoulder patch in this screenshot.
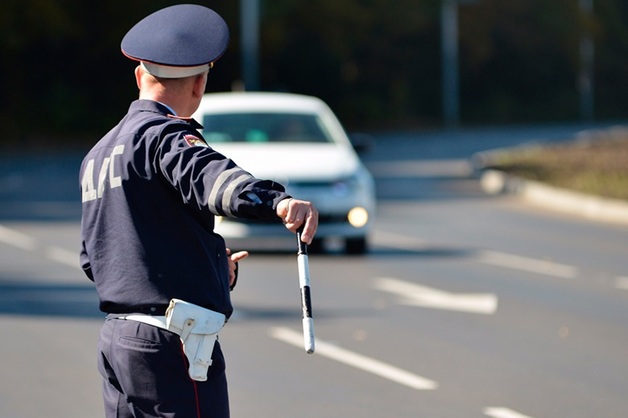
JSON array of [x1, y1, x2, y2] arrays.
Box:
[[184, 134, 208, 148]]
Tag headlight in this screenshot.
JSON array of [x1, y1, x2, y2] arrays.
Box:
[[348, 206, 369, 227]]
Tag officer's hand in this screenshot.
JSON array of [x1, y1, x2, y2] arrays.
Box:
[[226, 248, 249, 290], [276, 198, 318, 244]]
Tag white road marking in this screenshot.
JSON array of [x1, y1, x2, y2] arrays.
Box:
[[45, 246, 80, 269], [614, 276, 628, 290], [484, 406, 535, 418], [0, 224, 80, 270], [270, 327, 438, 390], [373, 229, 579, 280], [372, 229, 430, 251], [0, 224, 38, 251], [374, 277, 498, 315], [478, 250, 578, 279]]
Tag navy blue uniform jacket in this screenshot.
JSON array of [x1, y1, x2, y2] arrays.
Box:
[[80, 100, 290, 318]]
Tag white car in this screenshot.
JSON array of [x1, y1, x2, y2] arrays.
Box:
[[192, 92, 376, 254]]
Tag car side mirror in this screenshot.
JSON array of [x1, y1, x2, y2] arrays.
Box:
[[348, 133, 373, 154]]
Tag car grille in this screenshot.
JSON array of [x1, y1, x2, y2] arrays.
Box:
[[288, 180, 334, 188], [227, 213, 348, 225]]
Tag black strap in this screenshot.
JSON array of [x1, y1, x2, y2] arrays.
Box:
[[108, 305, 169, 316]]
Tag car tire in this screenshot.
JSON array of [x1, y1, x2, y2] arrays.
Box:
[[345, 237, 367, 255]]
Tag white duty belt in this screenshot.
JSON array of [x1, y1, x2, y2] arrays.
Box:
[[119, 299, 226, 381]]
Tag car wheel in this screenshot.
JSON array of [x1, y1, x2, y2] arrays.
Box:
[[345, 237, 367, 255]]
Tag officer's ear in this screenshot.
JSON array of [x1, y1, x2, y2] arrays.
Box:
[[134, 65, 143, 91], [192, 72, 208, 99]]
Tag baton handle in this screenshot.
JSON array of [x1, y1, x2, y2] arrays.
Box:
[[296, 228, 315, 354], [296, 228, 308, 255]]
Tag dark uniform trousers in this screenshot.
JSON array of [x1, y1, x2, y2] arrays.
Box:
[[98, 317, 229, 418]]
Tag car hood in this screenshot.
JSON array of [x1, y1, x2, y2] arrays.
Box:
[[210, 143, 361, 183]]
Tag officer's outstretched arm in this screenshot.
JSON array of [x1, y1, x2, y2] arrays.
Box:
[[276, 198, 318, 244]]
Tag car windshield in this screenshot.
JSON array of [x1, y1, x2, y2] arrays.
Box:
[[201, 112, 334, 144]]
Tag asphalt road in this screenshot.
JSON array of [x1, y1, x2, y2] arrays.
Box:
[[1, 123, 627, 418]]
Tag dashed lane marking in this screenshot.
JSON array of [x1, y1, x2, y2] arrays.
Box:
[[0, 224, 80, 270], [45, 246, 80, 269], [484, 406, 535, 418], [372, 229, 431, 251], [270, 327, 438, 391], [0, 224, 38, 251], [373, 277, 498, 315], [614, 276, 628, 290], [0, 223, 573, 416], [373, 229, 578, 280], [477, 250, 578, 279]]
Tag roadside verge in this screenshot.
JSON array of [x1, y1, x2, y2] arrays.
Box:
[[471, 130, 628, 226]]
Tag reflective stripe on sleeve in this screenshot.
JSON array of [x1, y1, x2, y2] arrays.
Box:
[[222, 174, 254, 217], [208, 167, 254, 216]]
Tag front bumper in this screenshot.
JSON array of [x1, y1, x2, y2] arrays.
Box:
[[214, 215, 371, 240]]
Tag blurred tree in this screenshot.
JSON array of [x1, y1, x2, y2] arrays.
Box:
[[261, 0, 442, 128], [594, 0, 628, 120], [0, 0, 236, 144], [460, 0, 628, 123], [459, 0, 581, 122], [0, 0, 627, 145]]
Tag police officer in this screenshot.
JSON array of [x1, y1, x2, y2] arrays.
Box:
[[79, 5, 318, 417]]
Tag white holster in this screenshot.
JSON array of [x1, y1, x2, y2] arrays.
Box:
[[165, 299, 226, 382]]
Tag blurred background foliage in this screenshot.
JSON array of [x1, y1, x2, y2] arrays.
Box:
[[0, 0, 627, 145]]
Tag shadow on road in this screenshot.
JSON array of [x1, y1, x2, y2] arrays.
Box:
[[230, 305, 376, 323], [0, 279, 102, 319], [0, 151, 84, 222]]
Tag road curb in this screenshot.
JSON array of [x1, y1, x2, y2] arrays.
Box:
[[471, 127, 628, 226], [478, 169, 628, 226]]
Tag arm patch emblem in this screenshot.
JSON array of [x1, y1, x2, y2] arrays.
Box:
[[184, 134, 208, 148]]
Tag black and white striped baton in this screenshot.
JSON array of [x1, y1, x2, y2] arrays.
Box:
[[296, 228, 315, 354]]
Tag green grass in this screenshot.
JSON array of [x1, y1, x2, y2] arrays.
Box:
[[488, 129, 628, 201]]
